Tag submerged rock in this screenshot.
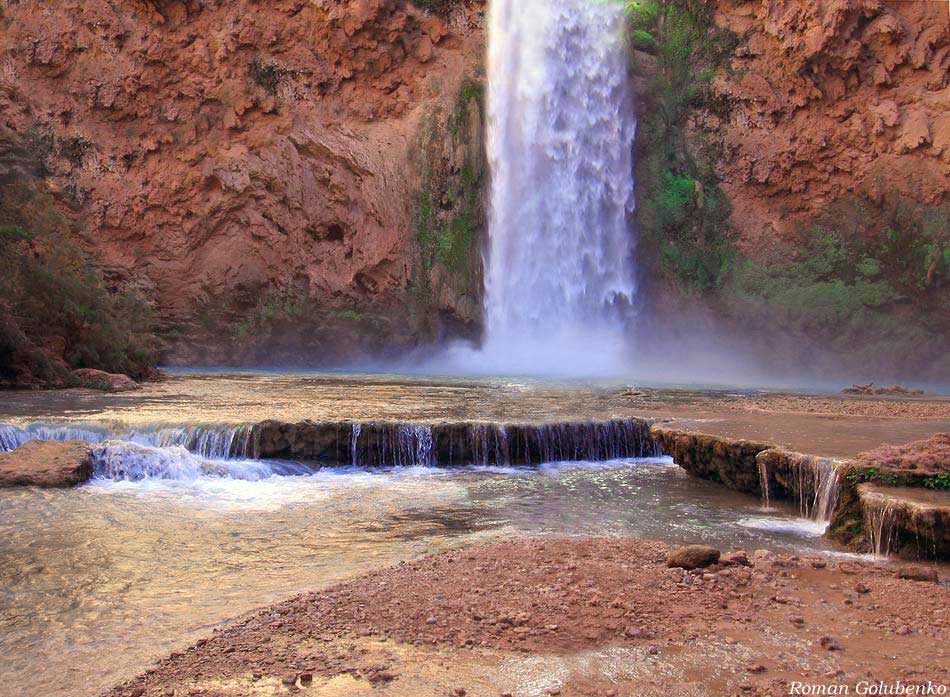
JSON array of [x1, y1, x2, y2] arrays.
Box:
[[666, 545, 721, 570], [0, 439, 94, 487], [73, 369, 141, 393]]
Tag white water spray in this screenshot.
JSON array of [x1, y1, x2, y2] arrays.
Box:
[[465, 0, 638, 376]]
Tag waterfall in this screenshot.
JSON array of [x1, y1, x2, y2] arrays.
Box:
[[0, 423, 259, 459], [756, 451, 842, 524], [3, 417, 659, 469], [476, 0, 638, 375]]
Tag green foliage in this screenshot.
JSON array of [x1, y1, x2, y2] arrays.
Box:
[[727, 196, 949, 343], [846, 467, 950, 491], [846, 467, 902, 487], [248, 56, 288, 94], [628, 0, 737, 291], [0, 182, 160, 383], [410, 74, 486, 328], [450, 77, 484, 136], [630, 29, 656, 51], [924, 474, 950, 491]]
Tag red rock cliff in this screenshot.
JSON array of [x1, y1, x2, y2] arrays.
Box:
[[0, 0, 485, 362], [709, 0, 949, 257]]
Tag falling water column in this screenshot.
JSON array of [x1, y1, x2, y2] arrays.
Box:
[[478, 0, 638, 376]]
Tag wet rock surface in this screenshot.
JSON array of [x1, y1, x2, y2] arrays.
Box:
[[72, 369, 141, 393], [106, 537, 949, 697], [650, 425, 773, 494], [666, 545, 721, 570], [0, 439, 94, 487]]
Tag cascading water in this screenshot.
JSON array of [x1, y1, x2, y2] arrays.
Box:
[[474, 0, 638, 375]]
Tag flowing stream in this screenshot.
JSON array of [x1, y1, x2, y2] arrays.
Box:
[[1, 371, 940, 697], [0, 456, 837, 697], [477, 0, 637, 375]]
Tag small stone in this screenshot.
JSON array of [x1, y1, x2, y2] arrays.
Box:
[[282, 674, 298, 685], [299, 672, 313, 684], [897, 565, 939, 583], [747, 664, 767, 674], [721, 551, 751, 567], [854, 582, 871, 594], [819, 636, 843, 651], [130, 689, 145, 697], [895, 626, 912, 636], [624, 626, 642, 638], [426, 616, 438, 625]]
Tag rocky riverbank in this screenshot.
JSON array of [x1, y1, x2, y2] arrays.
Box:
[[107, 537, 948, 697]]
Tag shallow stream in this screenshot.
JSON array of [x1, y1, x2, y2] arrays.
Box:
[[1, 371, 940, 697]]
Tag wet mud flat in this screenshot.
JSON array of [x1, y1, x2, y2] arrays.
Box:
[[107, 537, 949, 697]]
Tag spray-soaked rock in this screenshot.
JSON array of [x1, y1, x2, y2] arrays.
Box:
[[0, 439, 93, 487]]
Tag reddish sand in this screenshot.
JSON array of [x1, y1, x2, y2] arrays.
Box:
[[108, 538, 948, 697]]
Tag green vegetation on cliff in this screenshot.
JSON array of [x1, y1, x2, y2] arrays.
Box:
[[0, 126, 160, 388], [409, 75, 487, 339], [626, 0, 736, 291], [0, 177, 160, 389], [627, 1, 949, 378]]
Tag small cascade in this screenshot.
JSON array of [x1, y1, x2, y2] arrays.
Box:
[[0, 424, 111, 451], [791, 458, 842, 522], [757, 458, 772, 509], [865, 496, 899, 557], [351, 423, 362, 467], [756, 451, 843, 524], [5, 417, 658, 469], [810, 462, 841, 523], [91, 441, 275, 482], [434, 418, 659, 467], [0, 422, 260, 459], [349, 423, 436, 468]]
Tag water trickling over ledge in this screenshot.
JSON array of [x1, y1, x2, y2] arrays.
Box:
[[0, 418, 659, 474]]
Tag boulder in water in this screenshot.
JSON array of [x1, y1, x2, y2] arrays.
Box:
[[666, 545, 721, 570], [0, 439, 94, 487], [73, 369, 141, 392]]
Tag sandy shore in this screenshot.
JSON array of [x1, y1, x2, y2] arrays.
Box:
[[108, 537, 948, 697]]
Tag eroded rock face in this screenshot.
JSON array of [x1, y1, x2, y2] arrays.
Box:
[[707, 0, 950, 256], [851, 433, 950, 481], [650, 425, 774, 494], [0, 0, 485, 362], [0, 439, 94, 487]]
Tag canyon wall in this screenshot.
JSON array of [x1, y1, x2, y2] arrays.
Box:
[[1, 0, 947, 378], [0, 0, 485, 367], [633, 0, 950, 382], [710, 0, 949, 258]]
